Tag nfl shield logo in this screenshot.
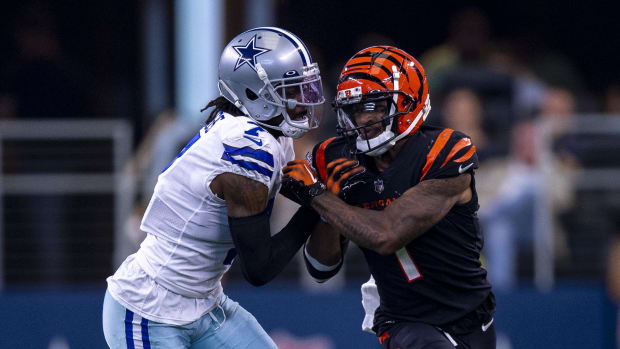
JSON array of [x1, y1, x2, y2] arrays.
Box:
[[374, 179, 384, 194]]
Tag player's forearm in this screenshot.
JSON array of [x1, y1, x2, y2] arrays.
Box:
[[311, 192, 399, 255], [229, 206, 319, 286], [306, 222, 342, 265], [311, 184, 459, 255]]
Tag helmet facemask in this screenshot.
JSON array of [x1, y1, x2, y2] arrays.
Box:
[[336, 90, 413, 156], [255, 63, 324, 138]]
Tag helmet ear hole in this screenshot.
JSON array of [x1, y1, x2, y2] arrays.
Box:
[[245, 88, 259, 101]]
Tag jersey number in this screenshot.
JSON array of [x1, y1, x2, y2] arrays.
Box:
[[395, 247, 421, 282]]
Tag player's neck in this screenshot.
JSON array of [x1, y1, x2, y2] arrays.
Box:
[[371, 137, 407, 172]]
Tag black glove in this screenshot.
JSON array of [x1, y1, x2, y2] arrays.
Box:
[[325, 158, 366, 198], [280, 160, 325, 208]]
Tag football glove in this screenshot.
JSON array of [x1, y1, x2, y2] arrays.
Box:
[[325, 158, 366, 198], [281, 160, 325, 208]]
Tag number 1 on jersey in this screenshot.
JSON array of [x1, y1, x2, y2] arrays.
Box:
[[395, 247, 421, 282]]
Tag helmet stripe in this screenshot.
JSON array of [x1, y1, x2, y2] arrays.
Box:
[[345, 62, 392, 78], [249, 26, 311, 66], [411, 64, 424, 105], [339, 72, 387, 89], [352, 52, 409, 81], [385, 47, 425, 105]]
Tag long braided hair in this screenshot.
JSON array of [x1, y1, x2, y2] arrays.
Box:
[[201, 96, 243, 124]]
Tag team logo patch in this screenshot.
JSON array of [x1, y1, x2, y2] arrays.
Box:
[[374, 179, 384, 194], [232, 35, 270, 71], [337, 86, 363, 102]]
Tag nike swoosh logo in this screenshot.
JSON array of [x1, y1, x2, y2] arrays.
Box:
[[243, 136, 263, 146], [458, 162, 474, 174], [481, 317, 494, 332]]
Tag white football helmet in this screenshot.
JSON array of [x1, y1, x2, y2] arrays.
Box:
[[218, 27, 324, 138]]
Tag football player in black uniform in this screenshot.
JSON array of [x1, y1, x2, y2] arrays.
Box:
[[280, 46, 495, 348]]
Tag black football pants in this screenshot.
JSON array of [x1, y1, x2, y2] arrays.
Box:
[[378, 320, 496, 349]]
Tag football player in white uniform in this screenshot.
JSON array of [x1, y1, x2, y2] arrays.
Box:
[[102, 27, 324, 349]]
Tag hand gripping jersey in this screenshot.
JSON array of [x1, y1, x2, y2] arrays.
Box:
[[107, 112, 294, 325], [311, 124, 493, 333]]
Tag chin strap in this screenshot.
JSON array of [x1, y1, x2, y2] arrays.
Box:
[[218, 79, 252, 117]]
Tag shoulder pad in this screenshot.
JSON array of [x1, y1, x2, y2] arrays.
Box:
[[420, 128, 478, 181]]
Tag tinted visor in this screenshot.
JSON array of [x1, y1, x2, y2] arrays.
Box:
[[277, 75, 324, 105]]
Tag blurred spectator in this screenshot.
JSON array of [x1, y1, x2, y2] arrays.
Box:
[[439, 88, 490, 160], [488, 39, 548, 120], [605, 84, 620, 114], [477, 118, 575, 290], [0, 94, 16, 119], [421, 7, 492, 93], [538, 87, 581, 166], [422, 8, 515, 158]]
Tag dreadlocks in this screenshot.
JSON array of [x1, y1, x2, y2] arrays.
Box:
[[201, 96, 243, 124]]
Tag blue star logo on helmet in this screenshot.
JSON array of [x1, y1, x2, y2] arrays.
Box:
[[232, 35, 270, 71]]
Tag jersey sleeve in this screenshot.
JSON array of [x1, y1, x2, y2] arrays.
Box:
[[310, 137, 338, 183], [218, 118, 278, 189], [419, 129, 479, 181]]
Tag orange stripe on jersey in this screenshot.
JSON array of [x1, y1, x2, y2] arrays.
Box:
[[378, 331, 390, 344], [419, 129, 453, 181], [316, 137, 336, 182], [453, 145, 477, 163], [440, 138, 472, 168]]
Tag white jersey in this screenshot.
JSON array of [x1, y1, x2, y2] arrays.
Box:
[[107, 112, 295, 325]]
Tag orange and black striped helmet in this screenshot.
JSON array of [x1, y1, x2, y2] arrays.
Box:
[[334, 46, 431, 156]]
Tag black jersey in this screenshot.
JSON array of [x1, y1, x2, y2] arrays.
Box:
[[311, 124, 493, 332]]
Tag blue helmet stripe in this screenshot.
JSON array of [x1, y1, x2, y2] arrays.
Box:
[[247, 26, 310, 66]]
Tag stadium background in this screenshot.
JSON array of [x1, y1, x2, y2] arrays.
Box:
[[0, 1, 619, 348]]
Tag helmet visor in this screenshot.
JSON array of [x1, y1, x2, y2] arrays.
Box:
[[275, 73, 324, 106]]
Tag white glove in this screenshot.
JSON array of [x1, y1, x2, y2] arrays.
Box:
[[361, 275, 380, 334]]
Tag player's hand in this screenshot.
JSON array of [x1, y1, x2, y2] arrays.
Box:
[[280, 160, 325, 208], [325, 158, 366, 198]]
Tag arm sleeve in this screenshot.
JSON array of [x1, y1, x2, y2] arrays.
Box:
[[303, 235, 349, 283], [228, 206, 320, 286]]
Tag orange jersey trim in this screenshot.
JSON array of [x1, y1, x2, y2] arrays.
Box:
[[316, 137, 336, 182], [453, 146, 476, 163], [378, 331, 390, 344], [440, 138, 472, 168], [420, 129, 453, 181]]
